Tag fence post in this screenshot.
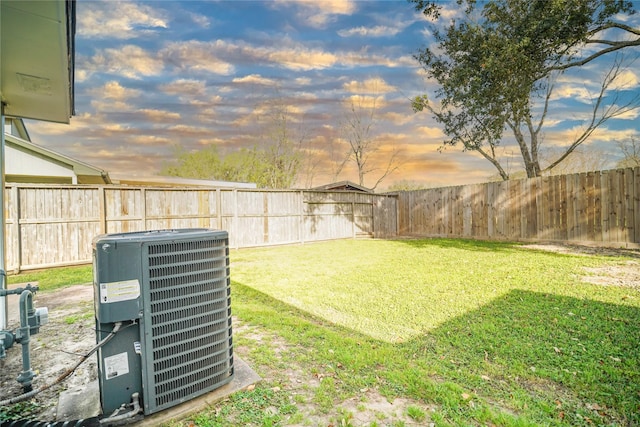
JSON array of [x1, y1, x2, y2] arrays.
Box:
[[299, 190, 305, 244], [216, 188, 222, 230], [98, 186, 106, 234], [351, 200, 356, 239], [141, 188, 147, 230], [9, 185, 20, 273]]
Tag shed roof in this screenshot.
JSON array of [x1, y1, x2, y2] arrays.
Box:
[[312, 181, 373, 193]]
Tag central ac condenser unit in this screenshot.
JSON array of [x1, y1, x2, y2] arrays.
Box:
[[93, 228, 234, 416]]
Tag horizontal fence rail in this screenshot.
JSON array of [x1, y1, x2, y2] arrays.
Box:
[[397, 167, 640, 248], [4, 185, 398, 272], [5, 167, 639, 272]]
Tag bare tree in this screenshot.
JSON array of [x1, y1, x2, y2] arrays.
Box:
[[257, 96, 308, 189], [539, 146, 612, 175], [340, 95, 401, 191], [541, 58, 640, 174], [616, 137, 640, 168]]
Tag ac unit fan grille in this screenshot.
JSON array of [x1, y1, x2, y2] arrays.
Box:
[[145, 237, 233, 413]]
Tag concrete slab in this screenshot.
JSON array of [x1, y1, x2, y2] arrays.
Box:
[[56, 379, 101, 420], [56, 356, 260, 425]]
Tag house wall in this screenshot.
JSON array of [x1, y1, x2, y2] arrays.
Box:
[[6, 143, 76, 183]]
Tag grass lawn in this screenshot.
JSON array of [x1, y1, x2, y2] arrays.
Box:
[[227, 239, 639, 426], [6, 238, 639, 426]]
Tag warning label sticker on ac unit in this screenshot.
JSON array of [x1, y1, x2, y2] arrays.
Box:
[[99, 279, 141, 304], [104, 352, 129, 380]]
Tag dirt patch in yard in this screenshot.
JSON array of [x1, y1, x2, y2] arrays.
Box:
[[1, 283, 96, 421], [521, 243, 640, 289]]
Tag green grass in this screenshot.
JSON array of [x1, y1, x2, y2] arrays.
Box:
[[230, 239, 633, 342], [7, 238, 639, 426], [228, 239, 639, 426], [7, 265, 92, 291]]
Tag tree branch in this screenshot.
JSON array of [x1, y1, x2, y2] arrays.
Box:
[[544, 58, 640, 172]]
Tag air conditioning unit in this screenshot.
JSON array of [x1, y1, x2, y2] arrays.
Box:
[[93, 229, 234, 416]]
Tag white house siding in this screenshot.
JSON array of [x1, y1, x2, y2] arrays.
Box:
[[6, 143, 77, 183]]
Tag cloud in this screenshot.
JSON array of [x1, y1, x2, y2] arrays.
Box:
[[129, 135, 173, 145], [343, 78, 396, 94], [274, 0, 357, 28], [90, 99, 132, 113], [97, 81, 141, 100], [189, 12, 210, 28], [139, 109, 181, 122], [416, 126, 446, 140], [82, 45, 165, 79], [159, 79, 208, 97], [232, 74, 278, 86], [550, 84, 592, 103], [343, 95, 387, 110], [259, 45, 337, 71], [160, 41, 235, 75], [85, 82, 142, 113], [613, 108, 640, 120], [156, 38, 411, 74], [613, 69, 640, 89], [77, 2, 168, 39], [340, 50, 416, 69], [338, 25, 402, 38], [214, 38, 338, 70], [167, 124, 217, 138], [383, 112, 419, 126]]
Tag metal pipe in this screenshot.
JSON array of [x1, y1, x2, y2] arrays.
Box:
[[100, 392, 142, 425], [16, 288, 36, 392]]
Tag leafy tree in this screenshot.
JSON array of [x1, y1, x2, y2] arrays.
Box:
[[161, 95, 306, 189], [411, 0, 640, 180], [161, 145, 290, 188], [160, 145, 222, 179], [616, 136, 640, 168]]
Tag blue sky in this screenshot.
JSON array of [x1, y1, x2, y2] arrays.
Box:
[[25, 0, 640, 189]]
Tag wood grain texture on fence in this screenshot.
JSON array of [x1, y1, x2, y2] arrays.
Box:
[[4, 185, 398, 271], [397, 167, 640, 247]]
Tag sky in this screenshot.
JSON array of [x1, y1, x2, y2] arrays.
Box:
[[24, 0, 640, 190]]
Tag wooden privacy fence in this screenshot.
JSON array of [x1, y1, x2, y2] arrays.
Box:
[[4, 185, 398, 272], [6, 167, 639, 272], [397, 167, 640, 247]]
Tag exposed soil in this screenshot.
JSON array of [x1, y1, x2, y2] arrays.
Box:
[[1, 242, 638, 425], [521, 243, 640, 290], [1, 283, 96, 421]]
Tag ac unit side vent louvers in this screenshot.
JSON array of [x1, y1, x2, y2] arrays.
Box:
[[144, 235, 233, 413]]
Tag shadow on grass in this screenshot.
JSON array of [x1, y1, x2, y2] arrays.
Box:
[[393, 237, 523, 253], [233, 280, 640, 425], [403, 288, 640, 425]]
